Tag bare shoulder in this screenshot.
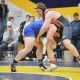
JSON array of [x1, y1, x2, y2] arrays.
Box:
[[45, 10, 53, 19], [46, 10, 61, 19], [46, 10, 58, 15]]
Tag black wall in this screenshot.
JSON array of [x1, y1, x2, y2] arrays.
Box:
[[31, 0, 80, 8]]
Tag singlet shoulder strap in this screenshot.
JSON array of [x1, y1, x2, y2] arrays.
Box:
[[45, 9, 50, 14]]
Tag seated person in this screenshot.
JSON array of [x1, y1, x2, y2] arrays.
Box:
[[0, 26, 19, 60]]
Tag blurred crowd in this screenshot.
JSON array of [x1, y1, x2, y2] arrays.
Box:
[[0, 0, 80, 62]]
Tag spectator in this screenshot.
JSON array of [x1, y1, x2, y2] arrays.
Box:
[[30, 16, 35, 22], [0, 0, 9, 43], [20, 15, 31, 33], [19, 15, 31, 44], [8, 17, 20, 45], [23, 16, 35, 31], [0, 26, 19, 60], [71, 13, 80, 61], [7, 17, 14, 27]]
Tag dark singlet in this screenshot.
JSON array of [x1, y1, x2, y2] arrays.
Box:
[[57, 15, 70, 27]]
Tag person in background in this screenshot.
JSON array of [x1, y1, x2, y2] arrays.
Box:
[[24, 16, 35, 29], [20, 15, 31, 34], [0, 26, 19, 60], [30, 16, 35, 22], [7, 17, 14, 27], [19, 15, 31, 44], [71, 13, 80, 61], [0, 0, 9, 43]]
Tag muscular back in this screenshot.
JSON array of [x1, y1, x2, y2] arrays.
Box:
[[45, 10, 64, 28], [45, 9, 61, 19]]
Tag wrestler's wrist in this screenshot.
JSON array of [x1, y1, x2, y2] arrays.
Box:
[[37, 35, 40, 38]]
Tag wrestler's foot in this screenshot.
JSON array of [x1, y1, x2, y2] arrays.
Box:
[[39, 64, 47, 71], [45, 64, 57, 72], [11, 63, 16, 72]]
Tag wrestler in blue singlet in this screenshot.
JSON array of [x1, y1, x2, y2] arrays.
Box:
[[23, 19, 44, 37]]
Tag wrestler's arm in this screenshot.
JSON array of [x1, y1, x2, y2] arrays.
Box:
[[37, 12, 52, 38]]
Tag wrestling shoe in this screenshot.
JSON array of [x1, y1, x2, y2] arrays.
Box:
[[45, 64, 57, 72], [39, 64, 47, 71], [11, 63, 16, 72]]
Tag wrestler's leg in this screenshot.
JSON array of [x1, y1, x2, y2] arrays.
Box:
[[63, 39, 80, 63], [46, 41, 57, 71], [35, 38, 47, 71], [11, 37, 35, 72], [46, 24, 57, 48]]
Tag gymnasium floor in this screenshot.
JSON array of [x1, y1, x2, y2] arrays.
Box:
[[0, 61, 80, 80]]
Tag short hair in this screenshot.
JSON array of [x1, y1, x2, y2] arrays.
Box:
[[26, 15, 31, 18], [30, 16, 35, 21], [31, 16, 35, 18], [7, 25, 12, 28], [8, 17, 14, 21], [73, 13, 79, 17]]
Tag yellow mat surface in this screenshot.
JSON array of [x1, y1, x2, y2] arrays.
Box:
[[0, 66, 80, 80]]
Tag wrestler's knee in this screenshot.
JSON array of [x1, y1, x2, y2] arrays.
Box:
[[63, 39, 71, 46]]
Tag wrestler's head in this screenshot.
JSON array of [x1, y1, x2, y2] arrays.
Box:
[[35, 2, 47, 19]]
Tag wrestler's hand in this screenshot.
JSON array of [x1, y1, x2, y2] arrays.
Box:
[[36, 36, 40, 42]]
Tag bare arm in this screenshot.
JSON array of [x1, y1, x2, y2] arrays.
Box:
[[37, 12, 53, 38]]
